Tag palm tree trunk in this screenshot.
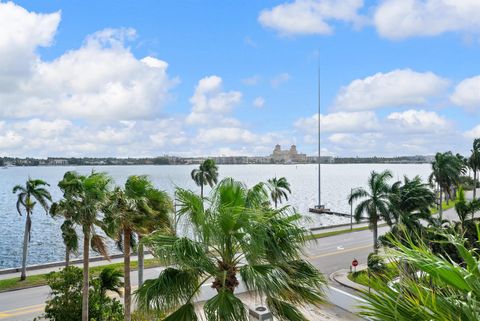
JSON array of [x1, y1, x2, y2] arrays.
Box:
[[274, 199, 277, 209], [439, 189, 443, 222], [373, 220, 378, 254], [20, 213, 31, 281], [138, 235, 144, 287], [65, 246, 70, 268], [82, 230, 90, 321], [200, 184, 204, 199], [474, 170, 477, 200], [124, 229, 132, 321]]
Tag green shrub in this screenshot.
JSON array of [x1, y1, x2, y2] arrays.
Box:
[[36, 266, 124, 321], [131, 310, 165, 321], [367, 252, 385, 274]]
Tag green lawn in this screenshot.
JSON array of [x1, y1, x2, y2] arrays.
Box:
[[0, 258, 161, 292], [430, 199, 458, 214], [308, 223, 387, 240], [348, 263, 398, 290]]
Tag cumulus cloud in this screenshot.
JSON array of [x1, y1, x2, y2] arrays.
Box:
[[258, 0, 365, 36], [187, 76, 242, 125], [334, 69, 449, 111], [464, 124, 480, 139], [3, 29, 177, 121], [387, 109, 449, 133], [253, 97, 265, 108], [295, 111, 379, 134], [0, 2, 60, 90], [451, 75, 480, 111], [374, 0, 480, 40]]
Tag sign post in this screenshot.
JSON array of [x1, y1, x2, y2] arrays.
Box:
[[352, 258, 358, 273]]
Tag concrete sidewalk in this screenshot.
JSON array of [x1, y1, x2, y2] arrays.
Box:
[[0, 220, 370, 281], [0, 253, 154, 281]]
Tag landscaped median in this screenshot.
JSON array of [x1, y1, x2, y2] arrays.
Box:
[[347, 262, 397, 291], [0, 223, 378, 292]]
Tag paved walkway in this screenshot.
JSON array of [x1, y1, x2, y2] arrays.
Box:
[[0, 220, 370, 281], [0, 254, 154, 281]]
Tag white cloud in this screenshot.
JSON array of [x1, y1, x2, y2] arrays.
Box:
[[271, 73, 291, 88], [295, 111, 379, 134], [0, 23, 177, 121], [187, 76, 242, 125], [328, 132, 382, 151], [0, 2, 60, 90], [258, 0, 365, 36], [451, 75, 480, 111], [253, 97, 265, 108], [374, 0, 480, 39], [242, 75, 260, 86], [387, 109, 449, 133], [464, 124, 480, 139], [196, 127, 259, 144], [334, 69, 449, 111]]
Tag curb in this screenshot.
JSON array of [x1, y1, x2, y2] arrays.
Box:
[[330, 265, 369, 293]]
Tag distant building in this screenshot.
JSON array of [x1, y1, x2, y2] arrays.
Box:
[[270, 144, 307, 163], [47, 158, 69, 166]]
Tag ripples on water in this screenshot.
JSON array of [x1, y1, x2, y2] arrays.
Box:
[[0, 164, 431, 268]]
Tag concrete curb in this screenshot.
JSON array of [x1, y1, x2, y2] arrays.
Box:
[[330, 264, 370, 293]]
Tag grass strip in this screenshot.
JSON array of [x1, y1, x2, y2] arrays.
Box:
[[308, 223, 387, 240], [0, 224, 382, 292], [0, 258, 161, 292], [430, 199, 458, 214]]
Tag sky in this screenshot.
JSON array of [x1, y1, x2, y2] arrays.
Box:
[[0, 0, 480, 158]]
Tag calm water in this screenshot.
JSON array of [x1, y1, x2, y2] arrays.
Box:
[[0, 164, 431, 269]]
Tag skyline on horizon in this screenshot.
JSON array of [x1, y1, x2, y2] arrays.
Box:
[[1, 1, 480, 159]]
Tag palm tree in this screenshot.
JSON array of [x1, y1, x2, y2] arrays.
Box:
[[123, 175, 173, 288], [267, 176, 291, 208], [190, 159, 219, 198], [58, 171, 111, 321], [380, 176, 435, 250], [469, 138, 480, 200], [348, 170, 393, 253], [13, 178, 52, 280], [104, 176, 173, 321], [50, 199, 79, 267], [136, 178, 326, 320], [360, 232, 480, 320], [429, 151, 465, 221], [97, 266, 124, 299]]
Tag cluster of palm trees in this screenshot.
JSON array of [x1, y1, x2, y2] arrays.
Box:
[[349, 170, 435, 253], [14, 172, 173, 321], [349, 138, 480, 319], [349, 144, 480, 253], [13, 159, 301, 321], [138, 177, 324, 320]]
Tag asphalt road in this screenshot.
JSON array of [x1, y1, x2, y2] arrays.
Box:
[[0, 225, 388, 321]]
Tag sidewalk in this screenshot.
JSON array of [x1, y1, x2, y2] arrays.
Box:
[[330, 264, 369, 293], [0, 253, 154, 281], [0, 221, 372, 281]]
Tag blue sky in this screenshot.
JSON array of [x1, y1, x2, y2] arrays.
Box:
[[1, 0, 480, 158]]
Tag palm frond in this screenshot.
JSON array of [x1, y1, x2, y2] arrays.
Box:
[[204, 289, 248, 321], [135, 268, 200, 312]]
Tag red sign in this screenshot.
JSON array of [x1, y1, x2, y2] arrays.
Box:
[[352, 259, 358, 267]]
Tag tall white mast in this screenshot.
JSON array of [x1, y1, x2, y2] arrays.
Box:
[[317, 62, 322, 207]]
